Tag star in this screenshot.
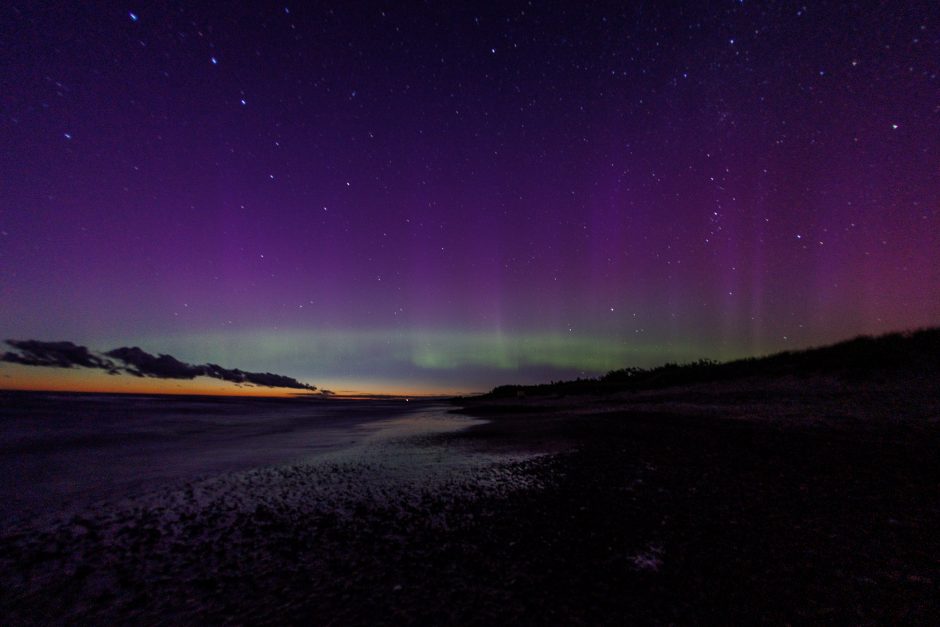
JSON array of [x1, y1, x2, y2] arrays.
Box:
[[128, 12, 139, 22]]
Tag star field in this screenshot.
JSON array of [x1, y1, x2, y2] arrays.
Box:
[[1, 1, 937, 394]]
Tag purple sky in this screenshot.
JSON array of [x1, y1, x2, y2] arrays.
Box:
[[1, 1, 938, 394]]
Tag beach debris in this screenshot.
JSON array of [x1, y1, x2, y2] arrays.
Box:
[[630, 544, 664, 572]]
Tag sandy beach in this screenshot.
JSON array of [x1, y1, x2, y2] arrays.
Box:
[[0, 394, 541, 624], [451, 377, 940, 624], [2, 378, 940, 624]]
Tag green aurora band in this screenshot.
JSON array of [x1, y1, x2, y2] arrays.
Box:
[[97, 329, 751, 393]]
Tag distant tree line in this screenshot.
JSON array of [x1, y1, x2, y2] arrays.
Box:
[[484, 328, 940, 399]]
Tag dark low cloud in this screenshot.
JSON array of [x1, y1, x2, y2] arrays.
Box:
[[2, 340, 119, 373], [3, 339, 316, 391], [106, 346, 205, 380], [202, 363, 317, 390]]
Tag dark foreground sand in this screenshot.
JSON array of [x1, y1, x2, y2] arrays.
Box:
[[2, 378, 939, 625]]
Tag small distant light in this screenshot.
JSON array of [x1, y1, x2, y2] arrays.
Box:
[[891, 123, 898, 129], [129, 11, 139, 22], [490, 48, 496, 54], [64, 132, 72, 139], [211, 56, 218, 65], [240, 98, 247, 105]]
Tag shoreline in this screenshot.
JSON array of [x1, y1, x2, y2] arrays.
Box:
[[2, 382, 939, 623]]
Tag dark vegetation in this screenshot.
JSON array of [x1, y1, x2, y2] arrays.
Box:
[[485, 328, 940, 398]]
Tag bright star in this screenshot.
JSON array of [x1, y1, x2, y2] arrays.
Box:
[[129, 12, 138, 22], [211, 56, 218, 65]]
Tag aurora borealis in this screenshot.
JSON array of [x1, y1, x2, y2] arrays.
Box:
[[1, 2, 938, 395]]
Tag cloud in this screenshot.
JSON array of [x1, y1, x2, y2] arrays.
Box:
[[105, 346, 206, 379], [2, 340, 120, 373], [202, 363, 317, 390], [3, 339, 316, 391]]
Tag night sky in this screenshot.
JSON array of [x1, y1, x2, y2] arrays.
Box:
[[2, 1, 938, 395]]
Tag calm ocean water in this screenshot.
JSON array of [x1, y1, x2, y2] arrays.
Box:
[[0, 391, 463, 529]]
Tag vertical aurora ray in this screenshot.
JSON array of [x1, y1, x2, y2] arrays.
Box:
[[0, 2, 936, 395]]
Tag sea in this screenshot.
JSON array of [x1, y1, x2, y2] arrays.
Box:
[[0, 391, 477, 531]]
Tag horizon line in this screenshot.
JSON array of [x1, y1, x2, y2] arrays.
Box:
[[0, 384, 472, 400]]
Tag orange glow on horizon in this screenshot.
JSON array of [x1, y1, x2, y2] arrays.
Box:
[[0, 364, 469, 399]]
